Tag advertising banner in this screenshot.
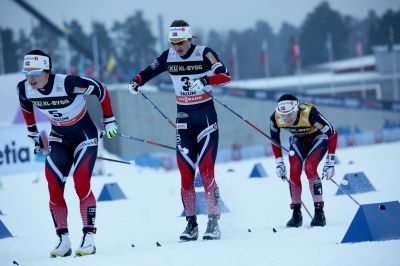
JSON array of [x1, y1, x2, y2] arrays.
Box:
[[0, 123, 50, 176]]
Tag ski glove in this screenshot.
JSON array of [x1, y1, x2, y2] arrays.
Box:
[[28, 131, 45, 154], [275, 157, 287, 181], [322, 154, 335, 180], [103, 116, 118, 139], [128, 79, 140, 95], [188, 76, 208, 91]]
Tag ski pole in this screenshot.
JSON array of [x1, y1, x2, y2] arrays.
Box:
[[329, 178, 361, 206], [140, 91, 176, 128], [284, 177, 313, 219], [36, 149, 133, 166], [117, 133, 180, 152], [96, 156, 135, 166], [202, 89, 294, 156]]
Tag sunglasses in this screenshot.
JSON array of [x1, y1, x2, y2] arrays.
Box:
[[22, 69, 44, 78], [170, 39, 189, 45]]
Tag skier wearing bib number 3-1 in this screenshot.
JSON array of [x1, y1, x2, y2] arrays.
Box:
[[128, 20, 231, 241], [17, 49, 118, 257]]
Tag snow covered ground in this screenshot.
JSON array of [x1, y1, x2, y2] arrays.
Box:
[[1, 141, 400, 266]]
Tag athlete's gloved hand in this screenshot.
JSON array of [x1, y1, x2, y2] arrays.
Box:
[[275, 157, 287, 181], [322, 154, 335, 180], [128, 79, 140, 95], [128, 75, 141, 95], [188, 76, 208, 91], [28, 131, 45, 154], [103, 116, 118, 139]]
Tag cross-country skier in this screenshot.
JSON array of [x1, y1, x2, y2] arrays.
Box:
[[17, 49, 118, 257], [128, 20, 231, 240], [270, 93, 338, 227]]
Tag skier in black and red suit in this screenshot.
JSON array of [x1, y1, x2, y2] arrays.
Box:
[[128, 20, 231, 241], [17, 49, 118, 257]]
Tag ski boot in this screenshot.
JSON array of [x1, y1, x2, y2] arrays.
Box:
[[286, 203, 303, 228], [310, 201, 326, 227], [50, 230, 72, 258], [180, 216, 199, 241], [203, 214, 221, 240], [75, 228, 96, 256]]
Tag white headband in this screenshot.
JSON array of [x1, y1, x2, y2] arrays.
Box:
[[168, 26, 192, 42], [276, 100, 299, 115], [23, 55, 50, 70]]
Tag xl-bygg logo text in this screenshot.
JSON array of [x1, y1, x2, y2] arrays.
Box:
[[0, 141, 30, 166], [31, 99, 70, 107], [168, 64, 203, 73]]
